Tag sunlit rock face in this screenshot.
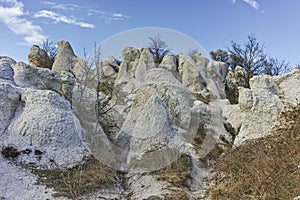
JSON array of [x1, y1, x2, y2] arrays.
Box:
[[0, 60, 88, 170], [28, 45, 53, 69], [235, 71, 300, 146]]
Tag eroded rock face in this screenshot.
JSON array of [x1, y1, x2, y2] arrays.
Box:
[[111, 47, 156, 123], [225, 66, 247, 104], [52, 41, 89, 85], [159, 54, 177, 72], [178, 54, 227, 102], [114, 68, 195, 163], [0, 56, 16, 65], [234, 71, 300, 145], [0, 62, 89, 170], [52, 40, 76, 72], [0, 61, 15, 84], [0, 62, 20, 135], [13, 62, 75, 102], [4, 89, 88, 169], [28, 45, 53, 69]]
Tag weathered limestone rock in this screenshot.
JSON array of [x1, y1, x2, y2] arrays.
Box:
[[191, 52, 209, 67], [28, 45, 53, 69], [52, 40, 90, 85], [207, 61, 228, 98], [178, 54, 226, 102], [3, 89, 88, 169], [159, 54, 177, 72], [0, 61, 15, 84], [178, 54, 207, 93], [135, 46, 156, 82], [234, 71, 300, 145], [13, 62, 75, 102], [122, 46, 140, 61], [112, 47, 155, 123], [225, 66, 247, 104], [52, 40, 76, 72], [0, 62, 20, 135], [210, 99, 242, 136], [0, 56, 16, 65], [113, 68, 194, 171], [115, 46, 154, 84], [99, 56, 120, 79]]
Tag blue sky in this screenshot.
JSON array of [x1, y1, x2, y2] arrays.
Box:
[[0, 0, 300, 65]]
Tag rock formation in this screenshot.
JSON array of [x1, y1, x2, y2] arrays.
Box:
[[235, 70, 300, 145], [28, 45, 53, 69], [0, 60, 88, 170], [225, 66, 247, 104], [0, 42, 299, 199]]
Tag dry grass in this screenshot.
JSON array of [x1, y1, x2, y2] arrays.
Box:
[[163, 188, 189, 200], [152, 154, 190, 188], [208, 107, 300, 200], [150, 154, 190, 199], [32, 156, 116, 199]]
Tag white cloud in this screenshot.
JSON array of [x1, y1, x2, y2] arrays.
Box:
[[104, 13, 130, 23], [34, 10, 94, 28], [0, 0, 46, 44], [41, 1, 130, 23], [243, 0, 260, 10], [42, 1, 80, 11], [112, 13, 126, 18], [230, 0, 261, 11]]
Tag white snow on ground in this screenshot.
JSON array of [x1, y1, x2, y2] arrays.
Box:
[[0, 156, 68, 200]]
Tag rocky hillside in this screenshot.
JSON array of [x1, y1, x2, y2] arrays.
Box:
[[0, 41, 299, 200]]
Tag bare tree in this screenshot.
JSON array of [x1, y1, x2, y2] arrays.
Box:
[[42, 39, 57, 61], [83, 44, 120, 137], [263, 57, 290, 76], [228, 34, 267, 87], [148, 35, 170, 63]]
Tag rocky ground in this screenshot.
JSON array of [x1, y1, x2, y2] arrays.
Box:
[[0, 42, 299, 200]]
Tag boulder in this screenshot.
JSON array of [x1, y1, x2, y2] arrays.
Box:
[[99, 56, 120, 79], [13, 62, 75, 102], [28, 45, 53, 69], [178, 54, 226, 102], [178, 54, 207, 93], [115, 46, 155, 84], [0, 60, 89, 169], [52, 40, 76, 72], [52, 41, 91, 85], [234, 71, 300, 145], [210, 99, 242, 136], [3, 89, 88, 169], [135, 46, 156, 82], [158, 54, 177, 72], [122, 47, 140, 62]]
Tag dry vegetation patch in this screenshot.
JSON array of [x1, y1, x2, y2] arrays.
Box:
[[150, 154, 190, 200], [209, 107, 300, 200], [32, 156, 116, 199]]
